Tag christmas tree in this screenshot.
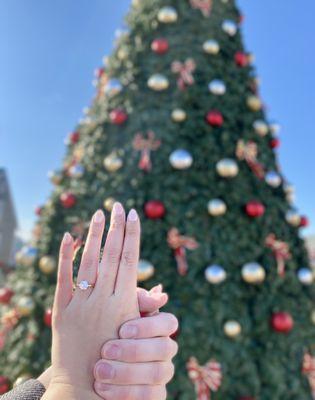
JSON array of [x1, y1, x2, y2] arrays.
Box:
[[0, 0, 314, 398]]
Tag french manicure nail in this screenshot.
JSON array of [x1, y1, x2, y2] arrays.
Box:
[[94, 209, 105, 223], [113, 202, 124, 215], [96, 362, 115, 380], [63, 232, 72, 244], [128, 209, 138, 221], [120, 324, 138, 338]]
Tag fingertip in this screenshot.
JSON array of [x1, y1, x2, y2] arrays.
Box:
[[62, 232, 73, 246], [150, 284, 163, 293]]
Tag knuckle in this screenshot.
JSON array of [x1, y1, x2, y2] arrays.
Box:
[[122, 250, 136, 268], [126, 223, 139, 236], [111, 215, 125, 230], [126, 341, 138, 361], [108, 248, 121, 266], [151, 363, 163, 384]]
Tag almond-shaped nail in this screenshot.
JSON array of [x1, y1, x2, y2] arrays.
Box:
[[63, 232, 72, 244], [94, 209, 105, 223], [128, 209, 138, 221], [112, 202, 124, 215]]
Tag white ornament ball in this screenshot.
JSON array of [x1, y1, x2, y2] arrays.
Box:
[[209, 80, 226, 96], [148, 74, 169, 91], [17, 297, 35, 316], [216, 159, 239, 178], [298, 268, 314, 285], [69, 164, 85, 179], [169, 149, 193, 170], [253, 120, 269, 136], [224, 320, 241, 338], [103, 153, 123, 172], [265, 171, 282, 188], [104, 79, 123, 97], [157, 6, 178, 23], [286, 210, 301, 227], [222, 20, 238, 36], [242, 262, 266, 284], [137, 260, 155, 282], [269, 122, 281, 135], [205, 265, 227, 284], [203, 39, 220, 55], [207, 199, 227, 216], [171, 109, 187, 122]]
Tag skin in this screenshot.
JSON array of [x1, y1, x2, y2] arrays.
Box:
[[42, 203, 177, 400]]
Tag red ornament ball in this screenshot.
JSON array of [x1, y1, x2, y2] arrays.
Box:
[[235, 51, 248, 67], [245, 201, 265, 218], [96, 67, 105, 78], [300, 216, 309, 227], [69, 131, 80, 144], [0, 376, 10, 395], [271, 312, 294, 333], [44, 308, 53, 327], [0, 288, 14, 304], [60, 192, 76, 209], [206, 110, 224, 127], [270, 138, 280, 149], [144, 200, 166, 219], [109, 109, 128, 125], [35, 206, 43, 216], [151, 38, 169, 54]]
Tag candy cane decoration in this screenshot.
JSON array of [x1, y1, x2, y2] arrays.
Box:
[[187, 357, 222, 400], [303, 352, 315, 399], [171, 59, 196, 91], [265, 233, 291, 277], [190, 0, 213, 17], [133, 131, 161, 171], [167, 228, 199, 276], [236, 140, 265, 179]]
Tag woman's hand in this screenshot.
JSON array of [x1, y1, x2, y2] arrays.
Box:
[[45, 203, 142, 399]]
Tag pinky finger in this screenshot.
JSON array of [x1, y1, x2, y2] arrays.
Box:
[[53, 232, 74, 313]]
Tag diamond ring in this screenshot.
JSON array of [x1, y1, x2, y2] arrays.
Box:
[[75, 280, 95, 291]]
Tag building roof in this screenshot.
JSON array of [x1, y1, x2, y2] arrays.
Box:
[[0, 168, 18, 228]]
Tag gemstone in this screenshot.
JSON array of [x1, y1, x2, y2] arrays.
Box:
[[78, 280, 89, 290]]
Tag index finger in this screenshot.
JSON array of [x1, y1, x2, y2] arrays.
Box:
[[114, 209, 140, 295]]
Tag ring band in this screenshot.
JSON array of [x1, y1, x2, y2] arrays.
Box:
[[75, 280, 95, 291]]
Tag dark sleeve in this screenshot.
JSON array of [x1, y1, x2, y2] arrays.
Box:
[[0, 380, 46, 400]]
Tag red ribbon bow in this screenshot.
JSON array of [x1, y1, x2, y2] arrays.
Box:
[[190, 0, 213, 17], [171, 59, 196, 91], [167, 228, 199, 276], [303, 353, 315, 399], [265, 234, 291, 277], [187, 357, 223, 400], [133, 131, 161, 171], [236, 140, 265, 179]]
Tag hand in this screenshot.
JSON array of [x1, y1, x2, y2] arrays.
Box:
[[94, 312, 178, 400], [45, 203, 141, 399]]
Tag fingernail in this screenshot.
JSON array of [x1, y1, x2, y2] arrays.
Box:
[[128, 209, 138, 221], [120, 324, 138, 338], [96, 362, 115, 380], [151, 284, 163, 293], [105, 344, 121, 359], [63, 232, 72, 244], [95, 382, 111, 392], [113, 202, 124, 215], [94, 209, 105, 224]]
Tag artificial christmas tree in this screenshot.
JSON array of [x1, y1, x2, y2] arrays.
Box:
[[0, 0, 313, 398]]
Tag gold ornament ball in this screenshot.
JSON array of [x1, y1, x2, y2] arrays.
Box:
[[208, 199, 227, 216], [104, 197, 116, 211], [104, 153, 123, 172], [203, 39, 220, 55], [39, 256, 56, 275], [286, 211, 301, 227], [148, 74, 169, 91], [172, 109, 187, 122], [216, 159, 239, 178], [242, 262, 266, 284], [14, 375, 32, 388], [253, 120, 269, 136], [247, 95, 262, 112], [137, 260, 155, 282], [224, 320, 242, 338], [157, 6, 178, 24], [17, 297, 35, 317]]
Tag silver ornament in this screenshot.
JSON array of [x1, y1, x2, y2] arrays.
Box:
[[286, 210, 301, 227], [298, 268, 313, 285], [207, 199, 227, 216], [203, 39, 220, 55], [216, 159, 239, 178], [104, 79, 122, 97], [222, 20, 238, 36], [103, 153, 123, 172], [157, 6, 178, 23], [137, 260, 155, 282], [169, 149, 193, 170], [265, 171, 282, 188], [253, 120, 269, 136], [147, 74, 169, 91], [269, 122, 281, 135], [242, 262, 266, 284], [209, 79, 226, 96], [69, 164, 85, 179], [205, 265, 227, 284], [171, 109, 187, 122], [224, 320, 242, 337]]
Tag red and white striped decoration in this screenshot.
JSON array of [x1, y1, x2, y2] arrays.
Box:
[[190, 0, 213, 17]]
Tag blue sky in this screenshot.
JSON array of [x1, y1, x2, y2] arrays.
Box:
[[0, 0, 314, 239]]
